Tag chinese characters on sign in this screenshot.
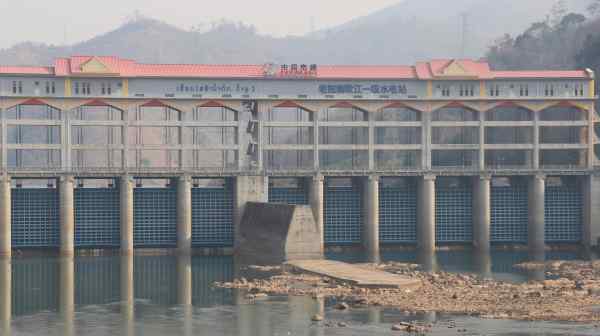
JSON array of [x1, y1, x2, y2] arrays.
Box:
[[318, 84, 408, 95]]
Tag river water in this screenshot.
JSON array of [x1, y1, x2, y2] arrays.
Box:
[[3, 250, 599, 336]]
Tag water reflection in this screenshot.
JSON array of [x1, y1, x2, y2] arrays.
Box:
[[121, 255, 134, 336], [6, 250, 596, 336], [0, 257, 10, 336], [59, 257, 74, 336]]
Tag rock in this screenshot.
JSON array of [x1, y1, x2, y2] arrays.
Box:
[[452, 293, 458, 299], [335, 302, 350, 310], [253, 293, 268, 299], [311, 314, 323, 322], [337, 322, 348, 327], [391, 324, 409, 331]]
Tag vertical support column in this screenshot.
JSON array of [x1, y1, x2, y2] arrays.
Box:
[[62, 107, 72, 171], [418, 175, 436, 253], [533, 109, 540, 169], [368, 112, 375, 171], [256, 103, 264, 171], [528, 175, 546, 254], [362, 176, 379, 258], [473, 175, 491, 251], [309, 175, 324, 253], [587, 101, 595, 169], [0, 175, 10, 257], [1, 102, 7, 170], [478, 108, 485, 171], [313, 110, 320, 170], [59, 256, 75, 336], [177, 175, 192, 254], [238, 111, 245, 170], [234, 176, 267, 249], [0, 257, 10, 336], [59, 176, 75, 256], [120, 175, 134, 255], [422, 107, 432, 170], [583, 174, 600, 249]]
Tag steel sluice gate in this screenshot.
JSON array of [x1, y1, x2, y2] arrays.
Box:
[[435, 177, 473, 243], [133, 179, 177, 247], [490, 177, 529, 244], [74, 179, 120, 247], [268, 177, 309, 205], [379, 177, 417, 244], [191, 178, 234, 247], [11, 179, 60, 248], [324, 177, 362, 245], [545, 176, 582, 243]]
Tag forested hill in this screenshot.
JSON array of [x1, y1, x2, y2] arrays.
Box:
[[486, 0, 600, 76], [0, 0, 590, 66]]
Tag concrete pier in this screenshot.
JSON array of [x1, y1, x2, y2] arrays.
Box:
[[583, 175, 600, 249], [528, 175, 546, 254], [0, 176, 10, 257], [59, 176, 75, 256], [177, 255, 193, 336], [177, 176, 192, 255], [473, 176, 491, 252], [0, 257, 10, 336], [418, 175, 436, 253], [120, 176, 134, 254], [234, 176, 267, 248], [363, 176, 380, 260], [309, 175, 324, 253]]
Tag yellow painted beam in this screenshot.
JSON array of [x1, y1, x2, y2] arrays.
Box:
[[590, 79, 595, 98], [64, 78, 72, 97], [122, 79, 129, 97], [480, 81, 486, 98], [426, 81, 432, 98]]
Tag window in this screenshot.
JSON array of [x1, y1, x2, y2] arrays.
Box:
[[320, 107, 367, 121], [72, 105, 123, 121], [12, 81, 23, 94], [459, 84, 475, 97], [51, 82, 55, 94], [519, 84, 529, 97], [544, 84, 555, 97], [489, 84, 500, 97], [76, 82, 91, 95], [574, 84, 585, 97], [45, 82, 50, 94], [439, 85, 451, 97]]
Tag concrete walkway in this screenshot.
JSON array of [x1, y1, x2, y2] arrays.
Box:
[[286, 259, 421, 289]]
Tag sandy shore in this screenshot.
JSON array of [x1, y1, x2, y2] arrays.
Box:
[[216, 260, 600, 322]]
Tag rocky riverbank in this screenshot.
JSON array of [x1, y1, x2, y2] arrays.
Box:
[[216, 260, 600, 322]]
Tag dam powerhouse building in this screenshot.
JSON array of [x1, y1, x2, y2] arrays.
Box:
[[0, 55, 598, 257]]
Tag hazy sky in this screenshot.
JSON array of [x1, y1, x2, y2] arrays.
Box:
[[0, 0, 403, 48]]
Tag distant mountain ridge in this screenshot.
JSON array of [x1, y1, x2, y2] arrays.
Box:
[[0, 0, 592, 67]]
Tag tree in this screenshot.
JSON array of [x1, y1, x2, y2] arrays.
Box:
[[588, 0, 600, 16]]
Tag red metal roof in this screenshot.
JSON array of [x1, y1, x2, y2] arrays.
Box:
[[0, 56, 592, 80], [490, 70, 589, 79], [0, 66, 54, 75]]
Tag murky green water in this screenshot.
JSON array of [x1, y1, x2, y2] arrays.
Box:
[[2, 250, 599, 336]]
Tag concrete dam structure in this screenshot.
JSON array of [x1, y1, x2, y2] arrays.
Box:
[[0, 56, 599, 258]]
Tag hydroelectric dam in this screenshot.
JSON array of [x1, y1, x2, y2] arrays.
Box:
[[0, 56, 599, 258]]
